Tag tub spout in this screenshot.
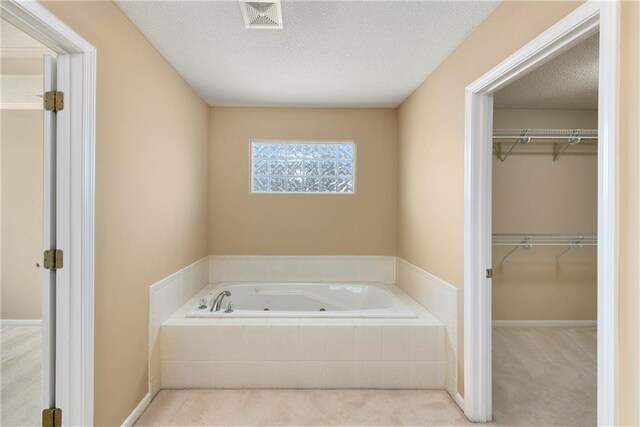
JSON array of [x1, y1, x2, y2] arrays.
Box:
[[210, 290, 231, 312]]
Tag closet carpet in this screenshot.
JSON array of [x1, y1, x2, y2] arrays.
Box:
[[0, 326, 42, 427], [493, 326, 597, 426], [136, 327, 596, 426]]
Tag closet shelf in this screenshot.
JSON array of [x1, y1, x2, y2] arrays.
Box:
[[493, 233, 597, 262], [493, 128, 598, 162]]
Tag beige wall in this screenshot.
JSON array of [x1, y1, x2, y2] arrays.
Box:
[[492, 109, 598, 321], [38, 0, 640, 425], [42, 2, 210, 426], [0, 110, 43, 320], [398, 1, 640, 417], [397, 0, 585, 396], [398, 1, 639, 421], [209, 107, 397, 256]]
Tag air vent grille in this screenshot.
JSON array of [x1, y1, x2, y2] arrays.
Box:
[[239, 0, 282, 29]]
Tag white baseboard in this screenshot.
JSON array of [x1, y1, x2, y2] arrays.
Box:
[[0, 319, 42, 327], [121, 392, 150, 427], [454, 392, 464, 410], [492, 320, 597, 327]]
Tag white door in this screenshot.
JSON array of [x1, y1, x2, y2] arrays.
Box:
[[42, 54, 59, 420]]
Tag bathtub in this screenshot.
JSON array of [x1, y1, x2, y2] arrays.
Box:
[[187, 282, 417, 318]]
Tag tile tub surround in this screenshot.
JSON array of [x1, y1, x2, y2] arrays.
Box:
[[160, 284, 445, 389], [395, 258, 458, 399], [148, 257, 210, 398], [209, 255, 396, 284]]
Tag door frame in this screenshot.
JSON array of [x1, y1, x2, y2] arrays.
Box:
[[0, 1, 96, 425], [463, 1, 619, 425]]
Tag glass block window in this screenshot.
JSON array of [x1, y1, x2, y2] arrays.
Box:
[[251, 141, 355, 194]]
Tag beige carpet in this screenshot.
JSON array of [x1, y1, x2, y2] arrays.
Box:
[[137, 327, 596, 426], [492, 327, 597, 426], [135, 389, 472, 426], [0, 326, 42, 427]]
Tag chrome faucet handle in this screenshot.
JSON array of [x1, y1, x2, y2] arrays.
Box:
[[210, 290, 232, 312], [225, 302, 234, 313], [198, 298, 208, 309]]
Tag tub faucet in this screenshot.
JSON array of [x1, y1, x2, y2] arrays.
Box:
[[210, 290, 231, 312]]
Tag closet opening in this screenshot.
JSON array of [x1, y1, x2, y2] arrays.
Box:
[[490, 33, 599, 425]]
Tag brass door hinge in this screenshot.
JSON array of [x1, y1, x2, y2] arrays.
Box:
[[42, 407, 62, 427], [486, 268, 493, 279], [44, 91, 64, 112], [43, 249, 63, 270]]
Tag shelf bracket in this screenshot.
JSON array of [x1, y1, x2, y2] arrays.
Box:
[[552, 129, 581, 163], [498, 129, 531, 162], [501, 236, 532, 263], [555, 236, 585, 261]]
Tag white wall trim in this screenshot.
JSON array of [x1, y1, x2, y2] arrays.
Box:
[[148, 256, 209, 399], [463, 1, 619, 424], [394, 258, 457, 333], [209, 255, 395, 284], [0, 102, 43, 110], [395, 258, 457, 292], [149, 256, 210, 294], [0, 319, 43, 327], [0, 46, 52, 56], [493, 320, 597, 328], [0, 2, 97, 426], [120, 393, 150, 427], [394, 258, 458, 400], [454, 393, 464, 411]]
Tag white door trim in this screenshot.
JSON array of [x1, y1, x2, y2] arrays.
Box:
[[42, 52, 57, 413], [463, 1, 619, 425], [0, 2, 96, 426]]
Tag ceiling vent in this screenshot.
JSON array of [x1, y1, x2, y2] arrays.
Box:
[[239, 0, 283, 29]]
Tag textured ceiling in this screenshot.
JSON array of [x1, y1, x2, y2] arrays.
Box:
[[115, 0, 499, 108], [494, 33, 599, 110]]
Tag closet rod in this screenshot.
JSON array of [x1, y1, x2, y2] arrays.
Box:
[[492, 136, 598, 140], [493, 234, 597, 262], [493, 129, 598, 138], [493, 234, 597, 245], [493, 129, 598, 162]]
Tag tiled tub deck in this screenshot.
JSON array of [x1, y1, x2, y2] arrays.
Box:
[[157, 285, 446, 389]]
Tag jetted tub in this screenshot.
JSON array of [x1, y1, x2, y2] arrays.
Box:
[[187, 282, 417, 318]]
